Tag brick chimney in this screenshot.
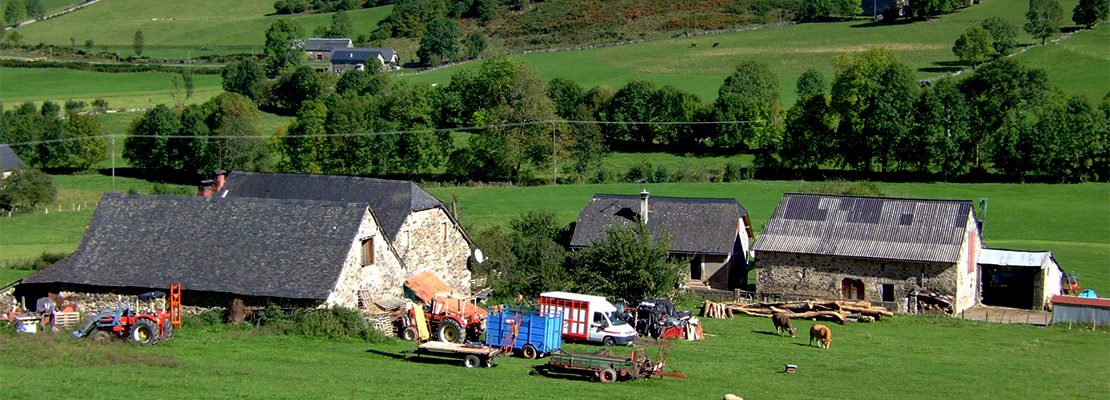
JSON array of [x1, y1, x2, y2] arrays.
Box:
[[196, 170, 229, 198], [197, 179, 214, 197], [640, 190, 650, 224]]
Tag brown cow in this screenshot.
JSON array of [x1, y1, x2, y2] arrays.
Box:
[[712, 42, 721, 47], [771, 312, 795, 337], [691, 43, 698, 47], [810, 324, 831, 349]]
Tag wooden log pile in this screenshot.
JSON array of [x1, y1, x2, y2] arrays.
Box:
[[701, 300, 894, 325]]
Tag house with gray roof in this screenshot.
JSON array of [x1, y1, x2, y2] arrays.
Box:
[[570, 191, 754, 290], [753, 193, 983, 314], [305, 38, 353, 61], [0, 144, 25, 177], [17, 193, 407, 309], [202, 171, 473, 294], [328, 47, 398, 72]]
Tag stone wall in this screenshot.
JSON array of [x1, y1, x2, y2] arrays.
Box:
[[698, 254, 732, 289], [953, 212, 980, 313], [329, 210, 407, 308], [755, 251, 957, 313], [395, 208, 471, 294]]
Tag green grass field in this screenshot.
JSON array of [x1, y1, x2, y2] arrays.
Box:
[[0, 68, 224, 110], [7, 0, 393, 58], [0, 0, 84, 20], [0, 309, 1106, 399], [400, 0, 1092, 105]]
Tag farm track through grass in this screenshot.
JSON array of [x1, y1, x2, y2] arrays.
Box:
[[0, 312, 1106, 399]]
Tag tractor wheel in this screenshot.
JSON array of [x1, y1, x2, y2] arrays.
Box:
[[437, 320, 463, 343], [91, 330, 113, 343], [463, 355, 481, 369], [603, 336, 616, 347], [521, 344, 538, 360], [599, 368, 618, 383], [401, 326, 419, 342], [131, 319, 160, 345]]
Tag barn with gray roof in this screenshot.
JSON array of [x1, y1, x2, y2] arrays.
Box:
[[17, 193, 407, 309], [204, 171, 473, 294], [570, 191, 754, 290], [753, 193, 984, 314], [328, 47, 398, 72]]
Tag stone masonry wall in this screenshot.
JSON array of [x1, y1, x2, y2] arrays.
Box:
[[756, 252, 957, 313], [329, 210, 407, 308], [953, 211, 980, 314], [395, 208, 471, 294]]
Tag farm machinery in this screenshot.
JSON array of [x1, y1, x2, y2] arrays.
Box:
[[73, 292, 174, 345], [398, 294, 485, 343], [531, 341, 687, 383]]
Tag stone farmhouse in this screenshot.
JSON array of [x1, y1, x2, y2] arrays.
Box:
[[0, 144, 25, 178], [202, 171, 473, 294], [570, 191, 755, 290], [753, 193, 983, 314], [16, 193, 407, 309], [305, 38, 353, 61], [328, 47, 398, 72]]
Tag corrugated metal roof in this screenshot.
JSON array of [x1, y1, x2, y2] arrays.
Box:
[[753, 193, 975, 263], [978, 249, 1051, 267]]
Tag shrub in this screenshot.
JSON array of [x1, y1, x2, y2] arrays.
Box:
[[8, 252, 67, 271], [802, 179, 887, 197], [293, 307, 391, 342]]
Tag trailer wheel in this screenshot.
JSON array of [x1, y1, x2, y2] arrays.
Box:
[[91, 330, 112, 343], [401, 326, 419, 342], [602, 336, 616, 346], [131, 319, 160, 345], [437, 320, 463, 343], [463, 355, 481, 368], [521, 344, 538, 359], [599, 368, 618, 383]]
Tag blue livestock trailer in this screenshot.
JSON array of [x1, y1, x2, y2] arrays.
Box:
[[485, 306, 562, 359]]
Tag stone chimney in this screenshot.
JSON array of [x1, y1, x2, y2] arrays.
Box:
[[196, 170, 229, 198], [197, 179, 214, 197], [640, 190, 650, 224]]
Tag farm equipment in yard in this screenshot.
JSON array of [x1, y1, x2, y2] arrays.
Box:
[[531, 341, 687, 383], [398, 294, 485, 343], [404, 301, 505, 368], [73, 292, 173, 345]]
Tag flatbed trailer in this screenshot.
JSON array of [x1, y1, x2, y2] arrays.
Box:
[[412, 341, 503, 368], [532, 343, 686, 383]]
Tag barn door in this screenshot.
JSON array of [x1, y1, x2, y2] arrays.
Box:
[[842, 278, 865, 300]]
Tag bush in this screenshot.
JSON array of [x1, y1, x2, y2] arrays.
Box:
[[802, 179, 887, 197], [7, 252, 67, 270], [151, 183, 193, 196], [293, 307, 391, 342]]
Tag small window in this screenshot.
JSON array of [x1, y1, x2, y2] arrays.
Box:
[[361, 238, 374, 266]]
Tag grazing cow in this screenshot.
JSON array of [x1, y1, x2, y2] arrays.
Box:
[[691, 42, 698, 47], [771, 312, 795, 337], [713, 42, 721, 47], [810, 324, 831, 349]]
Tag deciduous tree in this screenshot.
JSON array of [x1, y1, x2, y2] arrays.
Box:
[[713, 60, 783, 151], [221, 60, 266, 102], [1026, 0, 1064, 45], [570, 223, 685, 303], [264, 17, 306, 76], [982, 17, 1019, 56], [0, 168, 56, 211], [4, 0, 25, 26], [952, 26, 994, 67], [830, 47, 917, 172], [417, 17, 460, 65], [1072, 0, 1109, 28], [133, 30, 145, 57]]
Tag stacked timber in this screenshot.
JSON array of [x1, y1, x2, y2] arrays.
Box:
[[701, 300, 894, 324]]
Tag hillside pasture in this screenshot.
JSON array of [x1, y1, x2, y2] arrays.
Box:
[[6, 0, 393, 58], [402, 0, 1085, 106], [0, 68, 223, 110], [0, 0, 84, 20], [0, 310, 1106, 399]]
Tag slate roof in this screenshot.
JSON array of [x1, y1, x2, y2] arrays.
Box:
[[569, 194, 748, 255], [218, 171, 444, 242], [329, 47, 397, 64], [305, 38, 352, 52], [22, 193, 372, 300], [753, 193, 976, 263], [0, 145, 25, 171]]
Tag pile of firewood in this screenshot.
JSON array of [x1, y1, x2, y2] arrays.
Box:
[[701, 299, 894, 324]]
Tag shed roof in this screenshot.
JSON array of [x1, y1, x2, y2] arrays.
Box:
[[753, 193, 975, 263], [404, 271, 457, 303], [305, 38, 352, 52], [22, 193, 372, 300], [978, 249, 1055, 268], [0, 145, 25, 171], [1051, 295, 1110, 308], [219, 171, 442, 242], [569, 194, 747, 255]]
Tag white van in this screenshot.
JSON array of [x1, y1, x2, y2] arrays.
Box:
[[539, 291, 638, 346]]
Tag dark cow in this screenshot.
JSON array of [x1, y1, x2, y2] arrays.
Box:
[[712, 42, 721, 47], [691, 42, 698, 47], [772, 312, 795, 337], [810, 324, 831, 349]]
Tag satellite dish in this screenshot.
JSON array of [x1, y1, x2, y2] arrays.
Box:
[[474, 248, 485, 264]]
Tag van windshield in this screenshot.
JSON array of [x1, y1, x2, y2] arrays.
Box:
[[607, 311, 629, 326]]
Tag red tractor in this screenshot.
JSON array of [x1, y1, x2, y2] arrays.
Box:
[[399, 294, 485, 343], [73, 292, 173, 345]]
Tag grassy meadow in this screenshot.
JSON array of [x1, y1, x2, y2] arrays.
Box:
[[0, 0, 83, 19], [6, 0, 393, 59], [0, 68, 224, 110], [1, 307, 1107, 400]]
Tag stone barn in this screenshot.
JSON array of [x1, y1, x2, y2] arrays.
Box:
[[570, 191, 755, 290], [202, 171, 474, 293], [305, 38, 352, 61], [328, 47, 398, 72], [15, 193, 408, 310], [753, 193, 983, 314]]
